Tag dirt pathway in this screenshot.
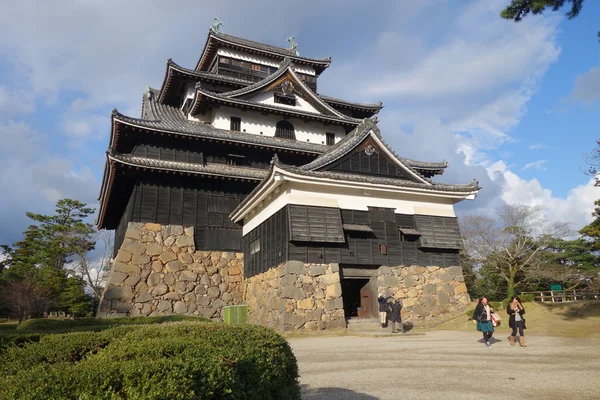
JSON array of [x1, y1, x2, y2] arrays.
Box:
[[289, 330, 600, 400]]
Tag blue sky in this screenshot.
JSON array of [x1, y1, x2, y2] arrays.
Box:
[[0, 0, 598, 247]]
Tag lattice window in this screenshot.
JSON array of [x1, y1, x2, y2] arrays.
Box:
[[326, 132, 335, 146], [274, 93, 296, 106], [230, 117, 241, 132], [275, 120, 296, 140]]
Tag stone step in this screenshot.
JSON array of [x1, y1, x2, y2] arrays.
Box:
[[346, 318, 380, 325]]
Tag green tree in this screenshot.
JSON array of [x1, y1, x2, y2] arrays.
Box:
[[580, 200, 600, 250], [0, 199, 96, 315], [461, 204, 571, 299], [501, 0, 598, 40], [583, 139, 600, 186]]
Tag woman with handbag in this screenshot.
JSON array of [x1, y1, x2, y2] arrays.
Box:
[[506, 295, 527, 347], [472, 296, 495, 347]]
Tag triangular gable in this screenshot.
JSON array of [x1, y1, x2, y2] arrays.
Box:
[[300, 119, 430, 184], [224, 60, 347, 119]]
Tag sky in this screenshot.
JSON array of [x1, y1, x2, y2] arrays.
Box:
[[0, 0, 598, 247]]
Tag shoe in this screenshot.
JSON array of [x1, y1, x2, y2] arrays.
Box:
[[381, 323, 385, 328], [519, 337, 527, 347], [510, 336, 516, 346], [486, 341, 491, 347]]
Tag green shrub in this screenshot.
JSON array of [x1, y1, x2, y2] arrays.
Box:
[[17, 315, 206, 332], [0, 322, 301, 400]]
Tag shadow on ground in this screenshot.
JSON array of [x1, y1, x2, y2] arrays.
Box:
[[301, 385, 378, 400]]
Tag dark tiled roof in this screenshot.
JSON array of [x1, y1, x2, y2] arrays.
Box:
[[210, 31, 331, 64], [108, 151, 267, 181], [343, 224, 374, 232], [113, 91, 328, 154], [317, 94, 384, 111], [298, 117, 447, 178], [231, 156, 480, 220], [159, 59, 382, 112], [193, 86, 362, 126], [277, 159, 480, 193]]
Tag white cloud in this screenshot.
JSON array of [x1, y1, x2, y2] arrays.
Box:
[[570, 65, 600, 105], [522, 159, 548, 171], [0, 86, 34, 117], [488, 161, 597, 229]]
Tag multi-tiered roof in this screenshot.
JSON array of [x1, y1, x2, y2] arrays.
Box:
[[97, 27, 471, 232]]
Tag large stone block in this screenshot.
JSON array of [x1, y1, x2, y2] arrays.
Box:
[[326, 283, 342, 299], [180, 270, 198, 282], [324, 297, 343, 310], [329, 263, 339, 273], [440, 273, 454, 284], [123, 275, 141, 287], [135, 293, 153, 303], [108, 271, 128, 286], [176, 235, 194, 248], [163, 292, 180, 300], [298, 298, 315, 310], [455, 282, 468, 295], [281, 285, 304, 299], [408, 265, 426, 275], [447, 266, 463, 276], [280, 312, 306, 328], [320, 273, 340, 285], [382, 275, 399, 287], [171, 225, 184, 236], [208, 286, 220, 298], [174, 301, 188, 314], [166, 260, 184, 273], [157, 300, 171, 312], [159, 252, 177, 263], [145, 223, 162, 232], [113, 262, 140, 275], [309, 265, 327, 276], [423, 284, 437, 296], [147, 272, 161, 287], [121, 239, 146, 255], [404, 275, 418, 288], [422, 295, 436, 308], [198, 307, 216, 319], [132, 254, 150, 265], [114, 250, 132, 263], [152, 283, 168, 297], [286, 260, 307, 275], [438, 290, 451, 306], [125, 228, 141, 241], [178, 252, 193, 264], [412, 304, 429, 317]]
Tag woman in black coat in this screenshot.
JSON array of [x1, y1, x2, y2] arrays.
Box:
[[389, 299, 404, 333], [472, 296, 495, 347], [506, 295, 527, 347]]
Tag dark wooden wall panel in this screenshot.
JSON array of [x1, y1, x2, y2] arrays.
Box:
[[129, 181, 246, 251]]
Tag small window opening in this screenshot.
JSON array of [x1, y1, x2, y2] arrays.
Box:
[[250, 239, 261, 255], [275, 120, 296, 140], [379, 244, 387, 255], [230, 117, 241, 131], [326, 132, 335, 146], [274, 93, 296, 106]]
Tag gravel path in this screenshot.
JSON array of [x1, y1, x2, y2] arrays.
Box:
[[288, 331, 600, 400]]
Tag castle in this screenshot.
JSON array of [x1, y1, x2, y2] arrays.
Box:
[[97, 25, 478, 330]]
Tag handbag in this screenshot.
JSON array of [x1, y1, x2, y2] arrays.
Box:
[[491, 312, 501, 327]]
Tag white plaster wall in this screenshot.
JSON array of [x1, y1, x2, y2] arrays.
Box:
[[247, 91, 319, 113], [242, 180, 458, 235], [211, 106, 345, 145], [217, 48, 316, 75]]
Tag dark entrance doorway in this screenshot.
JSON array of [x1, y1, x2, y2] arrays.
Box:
[[341, 278, 369, 318]]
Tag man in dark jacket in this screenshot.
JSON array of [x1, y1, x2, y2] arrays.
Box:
[[389, 299, 404, 333], [377, 294, 389, 328]]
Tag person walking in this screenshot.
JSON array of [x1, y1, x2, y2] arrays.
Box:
[[378, 294, 389, 328], [506, 295, 527, 347], [389, 299, 404, 333], [472, 296, 495, 347]]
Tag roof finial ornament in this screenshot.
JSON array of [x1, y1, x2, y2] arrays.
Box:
[[210, 18, 223, 33], [146, 85, 152, 99], [286, 36, 299, 56]]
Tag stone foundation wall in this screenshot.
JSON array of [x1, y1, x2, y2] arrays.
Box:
[[97, 222, 244, 319], [245, 261, 346, 332], [377, 265, 469, 322]]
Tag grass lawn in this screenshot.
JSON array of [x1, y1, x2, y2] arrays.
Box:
[[424, 300, 600, 338]]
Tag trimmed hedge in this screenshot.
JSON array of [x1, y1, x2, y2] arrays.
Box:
[[17, 315, 205, 332], [0, 322, 301, 400]]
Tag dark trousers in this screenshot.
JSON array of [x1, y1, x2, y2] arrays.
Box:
[[482, 331, 493, 341], [511, 320, 525, 336]]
